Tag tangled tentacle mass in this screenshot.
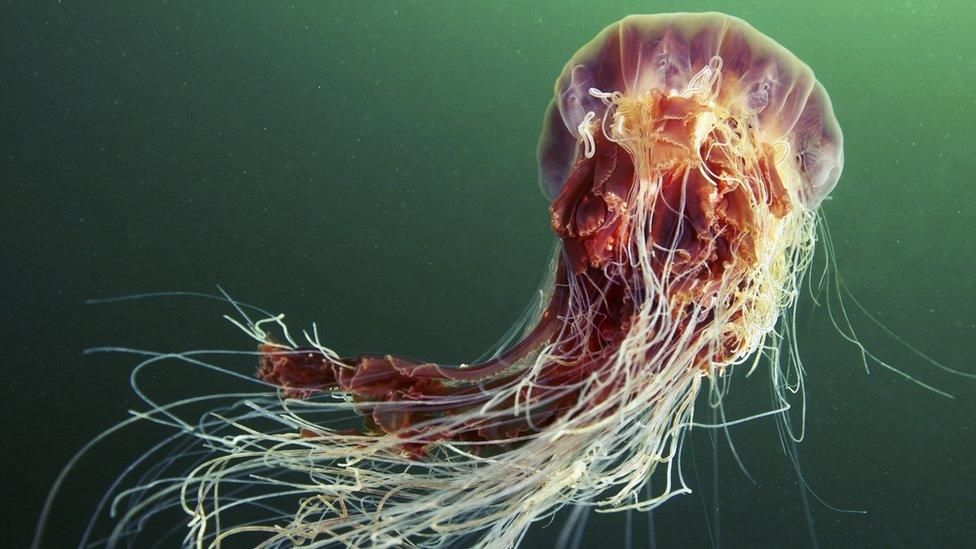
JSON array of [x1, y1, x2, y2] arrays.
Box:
[[55, 13, 845, 549]]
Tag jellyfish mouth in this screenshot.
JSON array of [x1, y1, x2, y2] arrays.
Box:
[[550, 66, 806, 365], [554, 85, 793, 261]]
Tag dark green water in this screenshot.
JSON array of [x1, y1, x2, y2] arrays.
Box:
[[3, 1, 974, 547]]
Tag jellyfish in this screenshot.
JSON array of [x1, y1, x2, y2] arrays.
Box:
[[37, 11, 845, 548]]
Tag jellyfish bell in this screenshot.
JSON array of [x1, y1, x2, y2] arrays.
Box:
[[39, 12, 847, 549], [538, 12, 843, 211]]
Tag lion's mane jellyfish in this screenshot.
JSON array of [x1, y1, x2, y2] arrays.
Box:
[[63, 12, 844, 548]]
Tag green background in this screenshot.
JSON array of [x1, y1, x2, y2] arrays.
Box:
[[3, 1, 973, 547]]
